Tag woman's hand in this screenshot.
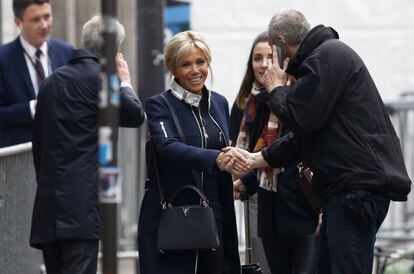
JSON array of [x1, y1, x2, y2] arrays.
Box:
[[216, 147, 250, 174], [233, 179, 247, 200]]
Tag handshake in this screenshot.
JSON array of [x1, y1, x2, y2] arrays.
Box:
[[215, 146, 268, 178]]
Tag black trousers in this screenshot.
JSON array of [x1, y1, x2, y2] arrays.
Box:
[[41, 239, 99, 274], [261, 233, 318, 274], [317, 191, 390, 274]]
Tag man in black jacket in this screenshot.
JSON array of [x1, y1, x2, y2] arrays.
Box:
[[30, 15, 145, 274], [254, 8, 411, 274]]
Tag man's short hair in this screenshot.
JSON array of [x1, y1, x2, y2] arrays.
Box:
[[13, 0, 49, 19], [268, 9, 311, 46], [81, 15, 125, 56]]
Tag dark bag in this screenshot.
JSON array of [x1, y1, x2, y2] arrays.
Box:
[[152, 94, 220, 253], [242, 264, 263, 274], [157, 185, 220, 252], [297, 162, 321, 215]]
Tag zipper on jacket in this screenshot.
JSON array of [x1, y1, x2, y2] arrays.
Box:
[[191, 107, 205, 149], [198, 107, 209, 147], [208, 111, 228, 146], [191, 107, 206, 188]]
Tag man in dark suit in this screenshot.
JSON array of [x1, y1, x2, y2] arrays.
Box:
[[0, 0, 73, 148], [30, 14, 145, 274]]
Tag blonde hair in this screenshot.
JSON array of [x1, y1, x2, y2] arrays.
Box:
[[164, 30, 212, 72]]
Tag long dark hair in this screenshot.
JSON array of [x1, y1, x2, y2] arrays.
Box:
[[235, 31, 268, 109]]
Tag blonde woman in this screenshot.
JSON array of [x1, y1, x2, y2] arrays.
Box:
[[138, 30, 242, 274]]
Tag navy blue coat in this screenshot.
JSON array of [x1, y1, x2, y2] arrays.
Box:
[[30, 49, 145, 248], [138, 89, 241, 274], [0, 37, 74, 147]]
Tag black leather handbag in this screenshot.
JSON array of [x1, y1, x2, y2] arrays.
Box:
[[157, 185, 220, 252], [151, 94, 220, 253]]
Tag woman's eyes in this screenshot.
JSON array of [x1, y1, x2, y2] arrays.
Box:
[[180, 59, 207, 68], [254, 56, 263, 62], [253, 55, 272, 62]]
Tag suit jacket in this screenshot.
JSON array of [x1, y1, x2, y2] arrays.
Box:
[[0, 36, 74, 147], [30, 49, 145, 248]]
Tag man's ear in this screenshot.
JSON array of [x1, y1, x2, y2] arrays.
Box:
[[14, 17, 22, 29]]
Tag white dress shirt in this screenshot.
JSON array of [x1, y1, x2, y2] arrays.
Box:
[[20, 35, 51, 117]]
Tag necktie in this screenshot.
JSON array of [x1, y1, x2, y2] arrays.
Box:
[[34, 49, 45, 89]]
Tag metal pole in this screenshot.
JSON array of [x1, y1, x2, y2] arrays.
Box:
[[137, 0, 165, 103], [136, 1, 165, 273], [99, 1, 119, 274], [243, 200, 252, 264]]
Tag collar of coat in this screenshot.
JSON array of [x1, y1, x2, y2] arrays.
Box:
[[286, 25, 339, 78], [170, 78, 211, 108], [67, 49, 99, 65]]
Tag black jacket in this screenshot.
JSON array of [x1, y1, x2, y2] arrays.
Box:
[[264, 25, 411, 201], [30, 49, 145, 248]]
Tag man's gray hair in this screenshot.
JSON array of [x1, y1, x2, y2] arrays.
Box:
[[81, 15, 125, 55], [268, 9, 311, 46]]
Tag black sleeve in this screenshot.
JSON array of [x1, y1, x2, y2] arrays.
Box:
[[267, 56, 345, 138], [228, 101, 243, 145], [261, 132, 301, 168], [119, 86, 145, 128], [241, 171, 259, 196]]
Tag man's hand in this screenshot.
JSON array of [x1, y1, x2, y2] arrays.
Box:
[[216, 147, 250, 175], [263, 45, 289, 92], [116, 52, 131, 84], [220, 147, 257, 178], [233, 179, 247, 200], [219, 147, 269, 179]]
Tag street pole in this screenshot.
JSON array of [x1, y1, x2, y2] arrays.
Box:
[[136, 0, 165, 272], [99, 1, 119, 274], [137, 0, 165, 103]]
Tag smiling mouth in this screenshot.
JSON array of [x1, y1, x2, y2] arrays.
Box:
[[190, 77, 203, 84]]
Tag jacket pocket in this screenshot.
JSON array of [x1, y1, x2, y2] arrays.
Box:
[[365, 134, 411, 200]]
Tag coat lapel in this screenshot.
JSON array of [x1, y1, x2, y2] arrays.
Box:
[[14, 38, 35, 98], [48, 40, 59, 70]]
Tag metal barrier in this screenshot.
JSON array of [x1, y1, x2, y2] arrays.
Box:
[[373, 95, 414, 273], [377, 95, 414, 240], [0, 142, 42, 274]]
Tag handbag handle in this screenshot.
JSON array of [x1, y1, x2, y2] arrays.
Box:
[[168, 184, 210, 208], [148, 137, 167, 207]]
